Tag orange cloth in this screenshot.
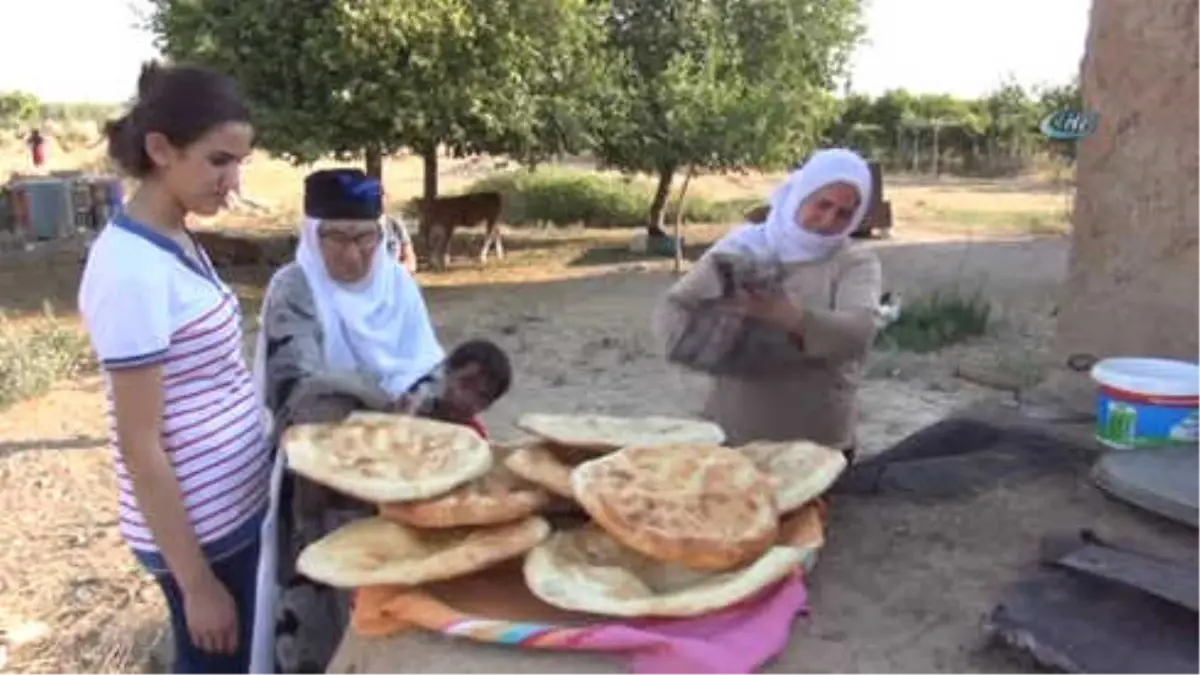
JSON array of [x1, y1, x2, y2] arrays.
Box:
[[352, 585, 442, 637]]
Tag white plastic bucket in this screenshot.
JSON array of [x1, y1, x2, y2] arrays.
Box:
[[1089, 358, 1200, 449]]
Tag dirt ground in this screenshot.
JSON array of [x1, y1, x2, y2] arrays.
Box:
[[0, 159, 1080, 673]]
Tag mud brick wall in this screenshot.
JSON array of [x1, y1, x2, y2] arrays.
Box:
[[0, 239, 87, 298], [1054, 0, 1199, 364]]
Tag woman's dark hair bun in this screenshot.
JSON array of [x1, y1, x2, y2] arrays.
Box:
[[103, 60, 251, 179], [102, 114, 146, 177], [102, 115, 127, 144], [136, 61, 165, 100]]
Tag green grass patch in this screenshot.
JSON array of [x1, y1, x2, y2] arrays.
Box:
[[0, 305, 95, 410], [876, 288, 993, 353], [451, 168, 756, 228]]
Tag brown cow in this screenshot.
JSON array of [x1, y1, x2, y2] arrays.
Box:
[[415, 191, 504, 272]]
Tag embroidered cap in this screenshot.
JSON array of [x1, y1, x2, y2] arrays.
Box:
[[304, 168, 384, 220]]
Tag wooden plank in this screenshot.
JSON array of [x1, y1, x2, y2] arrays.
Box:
[[1052, 540, 1198, 612]]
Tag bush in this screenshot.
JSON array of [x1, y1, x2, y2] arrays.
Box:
[[54, 119, 102, 153], [876, 288, 992, 353], [0, 307, 95, 410], [461, 168, 757, 228]]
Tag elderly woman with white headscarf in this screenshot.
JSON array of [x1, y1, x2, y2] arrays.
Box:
[[654, 149, 882, 461], [249, 168, 444, 674]]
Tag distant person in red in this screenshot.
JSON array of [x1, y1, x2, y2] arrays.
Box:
[[27, 129, 46, 168]]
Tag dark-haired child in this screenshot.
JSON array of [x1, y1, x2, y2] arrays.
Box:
[[396, 339, 513, 439]]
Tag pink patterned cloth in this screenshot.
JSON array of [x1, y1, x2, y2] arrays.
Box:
[[354, 574, 810, 674], [569, 575, 809, 673], [349, 505, 826, 673]]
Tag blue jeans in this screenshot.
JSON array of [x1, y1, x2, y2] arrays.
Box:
[[155, 539, 260, 674]]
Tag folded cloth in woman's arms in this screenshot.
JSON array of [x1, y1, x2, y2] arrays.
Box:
[[709, 252, 786, 299], [665, 253, 802, 378], [666, 303, 806, 379]]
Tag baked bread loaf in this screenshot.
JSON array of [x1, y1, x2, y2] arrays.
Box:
[[572, 444, 778, 570]]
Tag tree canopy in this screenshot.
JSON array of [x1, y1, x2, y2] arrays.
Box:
[[824, 79, 1084, 174], [595, 0, 866, 233], [146, 0, 609, 196], [143, 0, 1077, 228], [0, 91, 41, 129]]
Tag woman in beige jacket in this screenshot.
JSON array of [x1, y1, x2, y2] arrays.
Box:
[[654, 149, 882, 461]]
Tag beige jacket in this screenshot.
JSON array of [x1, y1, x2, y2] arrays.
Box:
[[653, 244, 882, 449]]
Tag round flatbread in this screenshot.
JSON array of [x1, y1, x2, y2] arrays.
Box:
[[503, 442, 593, 499], [378, 464, 550, 528], [516, 413, 725, 452], [282, 411, 492, 503], [735, 441, 848, 513], [572, 444, 779, 571], [777, 502, 827, 573], [524, 524, 802, 617], [297, 515, 550, 588]]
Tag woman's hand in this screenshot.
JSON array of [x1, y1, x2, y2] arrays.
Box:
[[182, 573, 239, 654], [725, 288, 804, 334]]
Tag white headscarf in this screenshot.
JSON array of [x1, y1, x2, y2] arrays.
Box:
[[254, 216, 445, 410], [713, 148, 873, 264], [250, 209, 446, 675], [299, 216, 445, 397]]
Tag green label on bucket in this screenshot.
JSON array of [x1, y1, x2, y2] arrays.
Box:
[[1100, 402, 1138, 446], [1096, 397, 1199, 448]]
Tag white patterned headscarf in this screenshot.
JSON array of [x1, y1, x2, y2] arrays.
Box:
[[291, 215, 444, 398], [713, 148, 873, 264]]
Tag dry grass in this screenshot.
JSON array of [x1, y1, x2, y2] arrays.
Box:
[[0, 140, 1073, 315], [3, 130, 1074, 235], [0, 140, 1073, 674]]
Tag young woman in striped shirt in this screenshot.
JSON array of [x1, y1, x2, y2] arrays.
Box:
[[78, 62, 269, 674]]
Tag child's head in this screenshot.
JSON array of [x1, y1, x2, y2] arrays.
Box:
[[441, 339, 512, 419]]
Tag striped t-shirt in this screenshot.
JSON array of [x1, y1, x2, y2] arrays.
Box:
[[79, 214, 270, 574]]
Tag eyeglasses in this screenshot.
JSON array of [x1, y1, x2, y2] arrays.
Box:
[[319, 230, 380, 249]]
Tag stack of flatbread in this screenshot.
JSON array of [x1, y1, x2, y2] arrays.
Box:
[[505, 413, 725, 499], [509, 413, 848, 618], [282, 410, 847, 621], [283, 411, 554, 588]]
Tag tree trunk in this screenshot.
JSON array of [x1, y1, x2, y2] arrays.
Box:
[[931, 122, 941, 176], [673, 165, 695, 275], [364, 146, 384, 180], [1051, 0, 1198, 396], [648, 163, 676, 237], [416, 143, 440, 259], [421, 144, 439, 201]]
